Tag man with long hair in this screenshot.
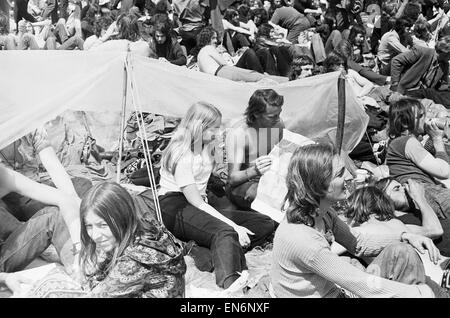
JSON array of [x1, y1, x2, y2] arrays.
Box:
[[148, 19, 187, 65], [225, 89, 285, 210]]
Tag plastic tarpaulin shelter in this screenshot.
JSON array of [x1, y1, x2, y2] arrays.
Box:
[[0, 50, 369, 150]]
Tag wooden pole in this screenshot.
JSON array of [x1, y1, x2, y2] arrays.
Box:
[[336, 72, 346, 155], [116, 56, 128, 183]]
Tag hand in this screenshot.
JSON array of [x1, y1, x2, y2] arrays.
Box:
[[4, 273, 33, 295], [401, 232, 441, 264], [233, 225, 255, 248], [255, 155, 272, 175], [425, 119, 444, 141], [158, 57, 169, 63], [404, 179, 426, 208]]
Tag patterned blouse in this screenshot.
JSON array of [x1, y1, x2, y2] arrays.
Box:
[[85, 220, 186, 298]]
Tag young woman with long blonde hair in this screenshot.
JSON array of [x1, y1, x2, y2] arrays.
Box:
[[158, 101, 276, 289]]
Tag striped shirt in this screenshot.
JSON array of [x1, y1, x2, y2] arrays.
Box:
[[271, 209, 434, 298]]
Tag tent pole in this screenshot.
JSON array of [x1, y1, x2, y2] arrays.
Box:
[[116, 57, 128, 184], [336, 72, 346, 155]]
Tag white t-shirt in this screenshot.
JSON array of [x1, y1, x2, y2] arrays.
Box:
[[158, 147, 213, 196]]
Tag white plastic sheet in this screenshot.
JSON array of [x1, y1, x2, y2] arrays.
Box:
[[0, 50, 368, 151]]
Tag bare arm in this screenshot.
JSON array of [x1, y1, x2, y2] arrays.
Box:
[[404, 180, 444, 239], [39, 147, 77, 196], [405, 137, 450, 180], [222, 19, 253, 36], [0, 166, 81, 245], [226, 128, 258, 187]]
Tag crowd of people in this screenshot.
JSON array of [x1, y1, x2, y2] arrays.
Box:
[[1, 0, 450, 298]]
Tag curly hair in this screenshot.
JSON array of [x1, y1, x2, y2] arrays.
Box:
[[288, 55, 315, 81], [285, 143, 337, 226], [249, 8, 268, 25], [196, 26, 217, 49]]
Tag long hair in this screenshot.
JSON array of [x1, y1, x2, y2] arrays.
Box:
[[196, 26, 217, 49], [257, 23, 274, 38], [372, 176, 395, 194], [346, 186, 395, 225], [388, 98, 425, 139], [224, 8, 240, 26], [162, 102, 222, 174], [245, 89, 284, 126], [152, 19, 173, 45], [348, 24, 366, 47], [284, 143, 337, 226], [116, 13, 140, 41], [334, 39, 354, 60], [79, 182, 141, 277], [323, 52, 348, 73]]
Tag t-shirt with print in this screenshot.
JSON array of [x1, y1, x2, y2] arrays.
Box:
[[0, 128, 51, 181], [158, 147, 214, 197]]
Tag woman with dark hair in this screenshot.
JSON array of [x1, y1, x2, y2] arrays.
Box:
[[347, 24, 368, 64], [271, 142, 442, 298], [249, 7, 269, 27], [386, 98, 450, 220], [79, 181, 186, 297], [148, 20, 187, 65]]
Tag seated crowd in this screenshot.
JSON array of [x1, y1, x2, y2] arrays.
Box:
[[1, 0, 450, 298]]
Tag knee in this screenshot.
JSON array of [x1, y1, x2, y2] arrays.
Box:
[[32, 206, 60, 220], [213, 225, 239, 242]]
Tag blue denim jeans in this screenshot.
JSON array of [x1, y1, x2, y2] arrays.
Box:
[[159, 192, 276, 289], [0, 204, 74, 272]]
